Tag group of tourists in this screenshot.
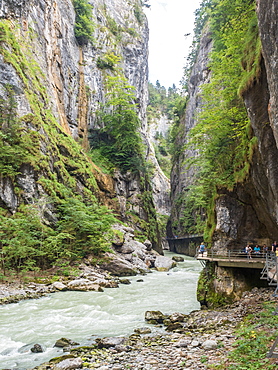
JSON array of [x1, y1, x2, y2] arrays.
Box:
[[245, 241, 278, 259], [197, 241, 278, 259]]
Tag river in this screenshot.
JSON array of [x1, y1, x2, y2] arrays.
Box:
[[0, 253, 202, 369]]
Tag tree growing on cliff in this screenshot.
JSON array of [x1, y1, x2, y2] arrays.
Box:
[[73, 0, 95, 45], [92, 74, 145, 173]]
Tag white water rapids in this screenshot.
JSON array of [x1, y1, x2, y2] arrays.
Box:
[[0, 253, 202, 369]]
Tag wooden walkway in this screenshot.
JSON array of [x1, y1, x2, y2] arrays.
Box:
[[196, 249, 277, 292], [196, 249, 278, 358], [196, 250, 266, 269]]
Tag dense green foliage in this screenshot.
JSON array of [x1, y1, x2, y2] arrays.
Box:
[[173, 0, 260, 239], [56, 198, 116, 257], [96, 52, 120, 71], [92, 68, 145, 173], [147, 81, 182, 120], [0, 85, 42, 177], [73, 0, 95, 45], [0, 199, 116, 274]]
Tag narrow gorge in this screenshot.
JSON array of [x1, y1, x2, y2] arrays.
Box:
[[0, 0, 278, 368]]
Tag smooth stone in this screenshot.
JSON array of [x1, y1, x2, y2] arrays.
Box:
[[54, 357, 82, 370], [202, 339, 218, 350], [134, 327, 152, 334]]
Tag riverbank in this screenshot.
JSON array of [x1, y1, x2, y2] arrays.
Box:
[[32, 287, 278, 370], [0, 265, 119, 305], [0, 226, 177, 306]]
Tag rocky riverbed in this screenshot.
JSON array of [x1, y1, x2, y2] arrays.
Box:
[[0, 223, 277, 370], [0, 225, 177, 305], [30, 287, 278, 370]]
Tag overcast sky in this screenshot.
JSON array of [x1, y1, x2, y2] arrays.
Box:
[[145, 0, 202, 89]]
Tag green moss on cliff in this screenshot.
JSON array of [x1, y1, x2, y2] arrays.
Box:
[[238, 13, 262, 96], [0, 19, 99, 199], [197, 263, 232, 308], [0, 19, 119, 272]]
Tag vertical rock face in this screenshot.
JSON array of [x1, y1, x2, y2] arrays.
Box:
[[257, 0, 278, 145], [169, 27, 212, 236], [170, 1, 278, 304], [147, 113, 171, 217], [171, 1, 278, 250], [0, 0, 162, 251], [213, 1, 278, 250]]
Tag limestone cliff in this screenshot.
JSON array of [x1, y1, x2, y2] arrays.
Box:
[[168, 26, 212, 237], [170, 0, 278, 305], [212, 0, 278, 251], [147, 113, 171, 217], [0, 0, 162, 252]]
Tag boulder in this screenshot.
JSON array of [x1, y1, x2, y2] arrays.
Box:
[[18, 343, 44, 353], [176, 339, 190, 348], [172, 256, 185, 262], [169, 312, 185, 323], [114, 344, 128, 352], [118, 244, 135, 254], [96, 337, 126, 348], [119, 240, 147, 259], [144, 239, 152, 251], [52, 282, 67, 291], [145, 310, 165, 323], [31, 343, 43, 353], [191, 339, 200, 347], [54, 338, 79, 348], [165, 322, 184, 332], [202, 339, 218, 350], [130, 256, 150, 273], [99, 253, 139, 276], [67, 279, 103, 292], [119, 278, 131, 284], [154, 256, 176, 271], [134, 327, 152, 334], [53, 357, 82, 370]]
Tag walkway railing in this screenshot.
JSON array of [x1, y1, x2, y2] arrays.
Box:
[[195, 249, 269, 260], [167, 234, 203, 240], [261, 252, 278, 292], [195, 249, 277, 286]]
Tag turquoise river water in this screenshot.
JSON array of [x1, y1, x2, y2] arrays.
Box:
[[0, 253, 202, 369]]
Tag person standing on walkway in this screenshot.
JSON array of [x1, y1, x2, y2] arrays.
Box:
[[245, 244, 252, 259], [199, 242, 206, 257], [272, 241, 278, 258]]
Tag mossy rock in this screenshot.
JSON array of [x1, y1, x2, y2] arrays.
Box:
[[165, 322, 184, 332], [49, 354, 75, 364]]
